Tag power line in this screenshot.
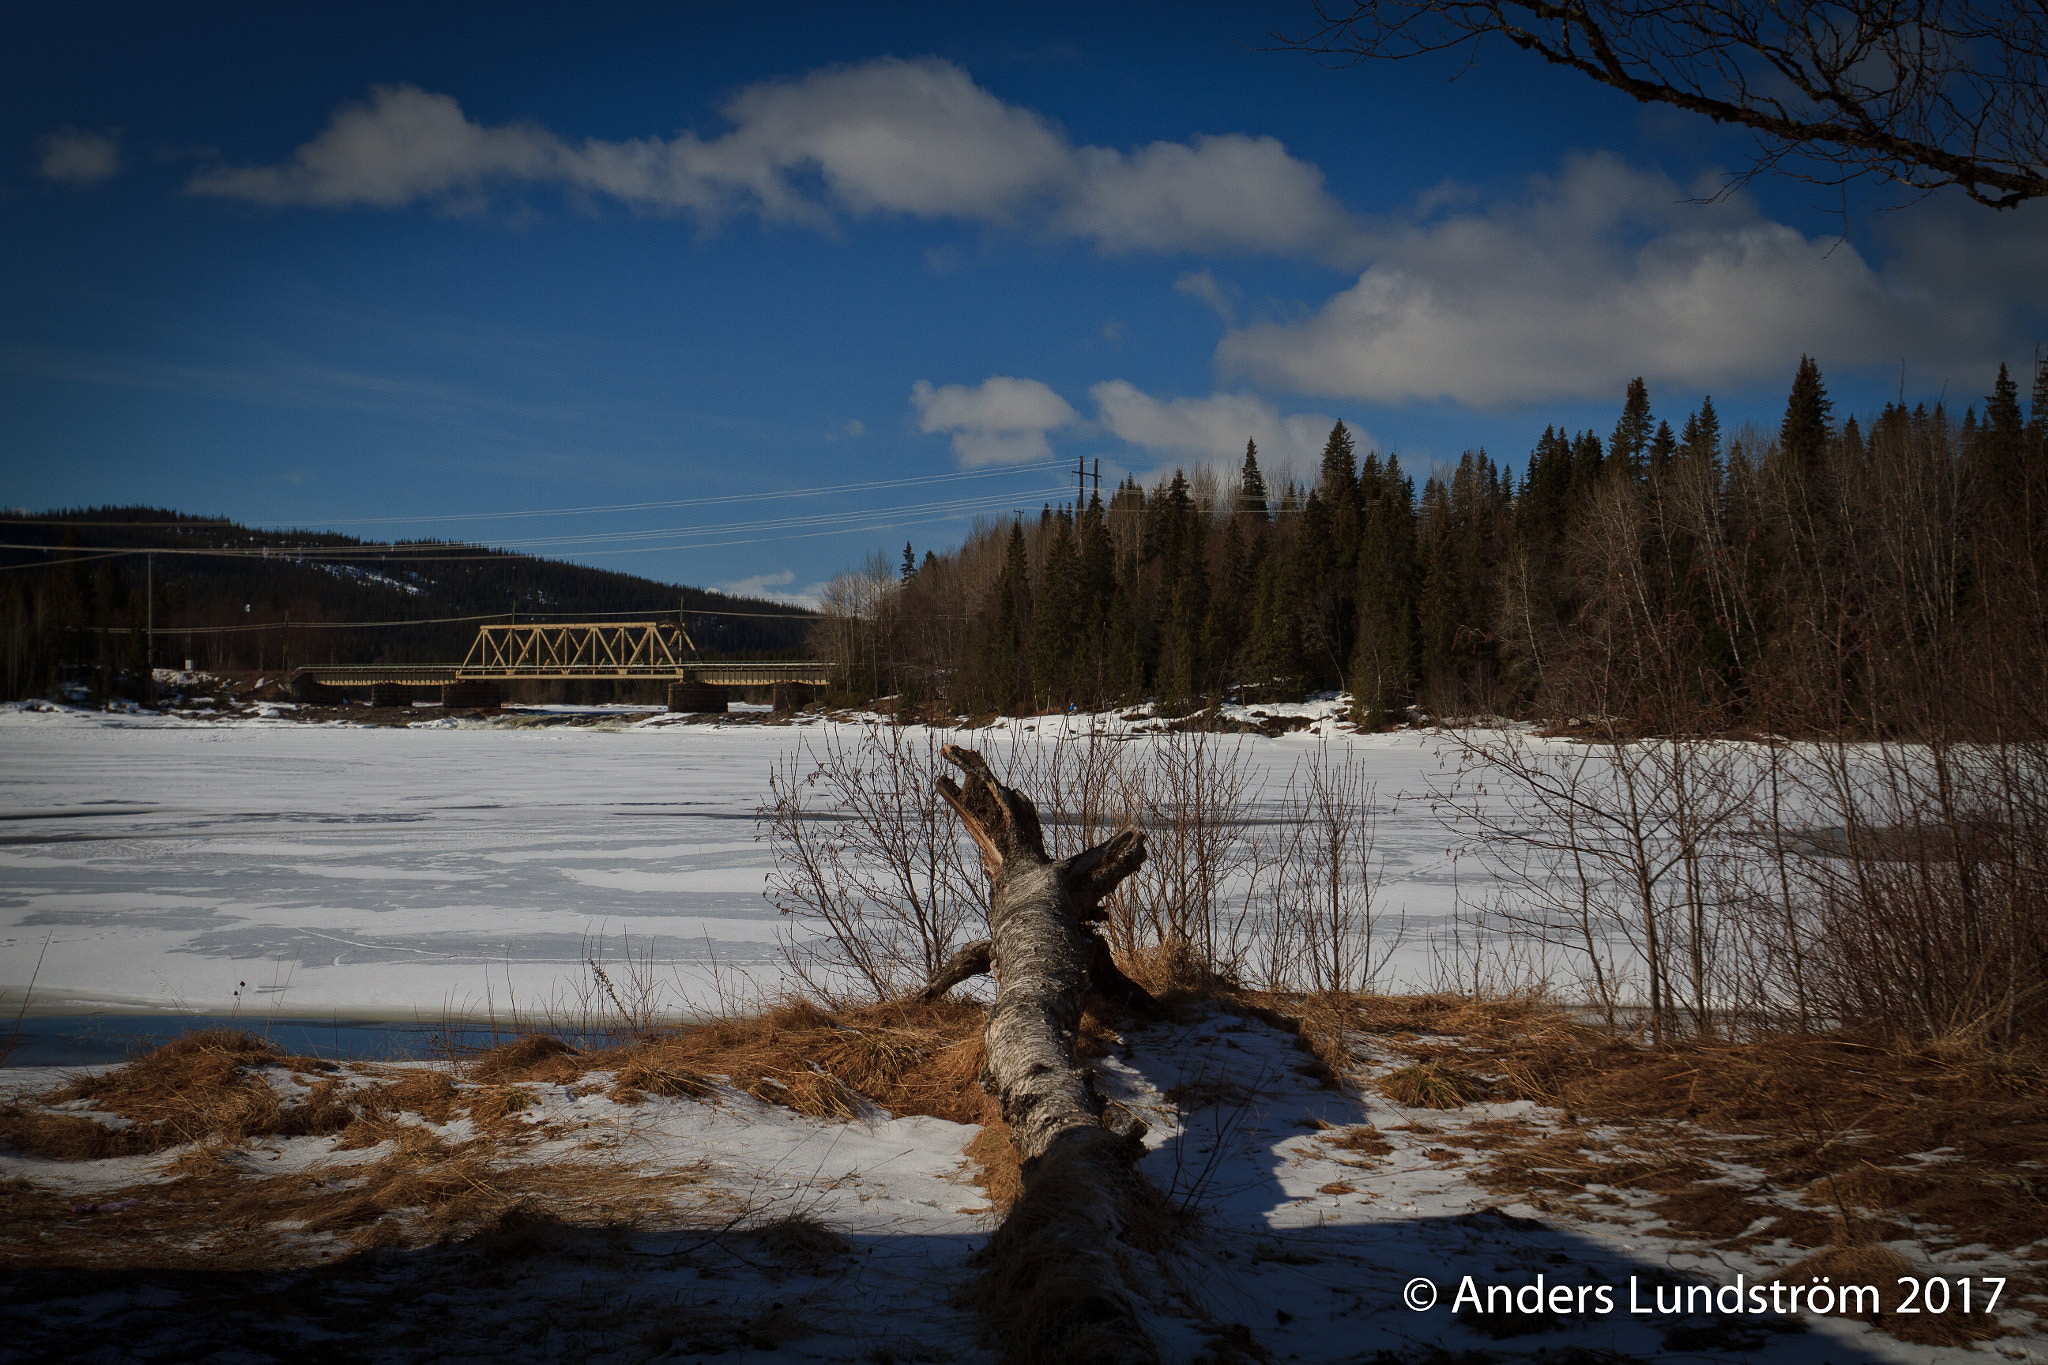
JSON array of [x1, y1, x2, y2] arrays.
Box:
[[0, 484, 1072, 562], [5, 459, 1076, 531]]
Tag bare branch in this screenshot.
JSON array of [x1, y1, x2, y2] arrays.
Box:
[[1279, 2, 2048, 208]]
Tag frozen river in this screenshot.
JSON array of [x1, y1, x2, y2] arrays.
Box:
[[0, 703, 1477, 1023]]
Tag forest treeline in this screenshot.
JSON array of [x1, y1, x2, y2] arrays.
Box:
[[828, 356, 2048, 741], [0, 508, 815, 701]]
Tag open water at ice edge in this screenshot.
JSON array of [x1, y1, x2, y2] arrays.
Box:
[[0, 1012, 554, 1067]]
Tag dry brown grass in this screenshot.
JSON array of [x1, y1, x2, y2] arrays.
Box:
[[1379, 1058, 1490, 1109], [588, 996, 996, 1125], [965, 1116, 1022, 1210], [3, 1112, 713, 1272], [1, 1030, 360, 1159], [1776, 1245, 2012, 1345], [1312, 1124, 1394, 1166], [1320, 996, 2048, 1262], [466, 1034, 581, 1084]]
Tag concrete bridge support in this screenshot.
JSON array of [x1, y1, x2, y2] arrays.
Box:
[[770, 682, 816, 712], [368, 683, 416, 708], [667, 681, 728, 714], [441, 681, 503, 709]]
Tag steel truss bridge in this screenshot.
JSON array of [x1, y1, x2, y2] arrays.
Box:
[[289, 622, 829, 704]]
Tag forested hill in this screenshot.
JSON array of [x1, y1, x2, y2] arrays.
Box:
[[0, 507, 817, 698], [850, 356, 2048, 739]]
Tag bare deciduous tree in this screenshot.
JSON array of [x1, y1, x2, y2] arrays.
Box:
[[1282, 2, 2048, 209]]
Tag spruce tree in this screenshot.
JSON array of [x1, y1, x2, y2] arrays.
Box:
[[1032, 512, 1081, 708], [988, 521, 1034, 714], [901, 542, 916, 581], [1681, 397, 1722, 467], [1350, 455, 1416, 727], [1780, 355, 1833, 476], [1239, 439, 1269, 519], [1609, 377, 1653, 481], [2029, 352, 2048, 447], [1648, 419, 1677, 477], [1983, 364, 2026, 498], [1319, 421, 1357, 500]]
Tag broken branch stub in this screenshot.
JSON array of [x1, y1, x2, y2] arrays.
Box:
[[930, 743, 1162, 1363]]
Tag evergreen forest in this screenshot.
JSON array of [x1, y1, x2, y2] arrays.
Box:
[[838, 356, 2048, 742]]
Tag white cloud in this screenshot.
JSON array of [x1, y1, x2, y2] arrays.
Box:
[[911, 375, 1079, 465], [1174, 267, 1237, 323], [186, 87, 559, 209], [184, 60, 1360, 258], [1064, 134, 1356, 257], [38, 128, 121, 186], [713, 569, 828, 610], [1215, 153, 2035, 405], [1089, 381, 1341, 465]]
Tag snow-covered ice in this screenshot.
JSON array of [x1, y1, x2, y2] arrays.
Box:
[[0, 701, 1476, 1019]]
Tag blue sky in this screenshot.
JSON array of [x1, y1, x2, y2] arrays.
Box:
[[6, 3, 2044, 603]]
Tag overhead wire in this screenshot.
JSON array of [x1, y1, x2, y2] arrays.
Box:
[[3, 458, 1077, 531], [0, 483, 1076, 563]]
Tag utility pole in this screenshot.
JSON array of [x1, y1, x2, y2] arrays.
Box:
[[145, 553, 153, 673]]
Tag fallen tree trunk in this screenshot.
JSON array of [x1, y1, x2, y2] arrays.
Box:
[[926, 744, 1164, 1364]]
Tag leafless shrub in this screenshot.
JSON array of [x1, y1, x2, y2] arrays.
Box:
[[1265, 737, 1401, 994], [759, 724, 987, 1002], [1104, 726, 1268, 979], [1759, 735, 2048, 1047], [1439, 728, 1761, 1041]]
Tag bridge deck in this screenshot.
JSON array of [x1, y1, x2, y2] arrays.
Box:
[[295, 662, 832, 688], [292, 620, 831, 690]]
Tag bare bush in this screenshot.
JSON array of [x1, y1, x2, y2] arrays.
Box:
[[1102, 726, 1268, 981], [1266, 737, 1400, 994], [758, 718, 1421, 1001], [1441, 727, 1761, 1041], [759, 724, 986, 1002], [1764, 735, 2048, 1047]]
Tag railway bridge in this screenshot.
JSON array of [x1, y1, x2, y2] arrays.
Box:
[[289, 622, 829, 713]]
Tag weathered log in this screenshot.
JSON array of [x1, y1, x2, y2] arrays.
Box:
[[929, 744, 1163, 1364], [916, 938, 992, 1004]]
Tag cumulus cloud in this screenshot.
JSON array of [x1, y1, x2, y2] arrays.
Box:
[[912, 372, 1348, 472], [912, 375, 1078, 465], [713, 569, 828, 609], [184, 60, 1359, 258], [1216, 153, 2035, 405], [1090, 381, 1341, 465], [1174, 267, 1238, 322], [38, 128, 121, 186]]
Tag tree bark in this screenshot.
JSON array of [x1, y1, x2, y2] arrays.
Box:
[[928, 744, 1162, 1364]]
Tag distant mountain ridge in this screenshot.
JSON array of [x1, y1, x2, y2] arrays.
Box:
[[0, 507, 816, 698]]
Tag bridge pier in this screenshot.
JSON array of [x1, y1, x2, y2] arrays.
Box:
[[770, 682, 816, 712], [441, 681, 503, 709], [291, 675, 338, 704], [368, 683, 416, 708], [667, 681, 728, 714]]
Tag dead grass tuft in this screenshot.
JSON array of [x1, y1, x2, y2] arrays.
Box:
[[612, 1062, 713, 1100], [965, 1117, 1022, 1210], [1314, 1125, 1394, 1164], [2, 1030, 366, 1159], [467, 1034, 580, 1084], [748, 1211, 853, 1271], [1380, 1058, 1489, 1109], [586, 995, 994, 1126], [468, 1086, 542, 1128]]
